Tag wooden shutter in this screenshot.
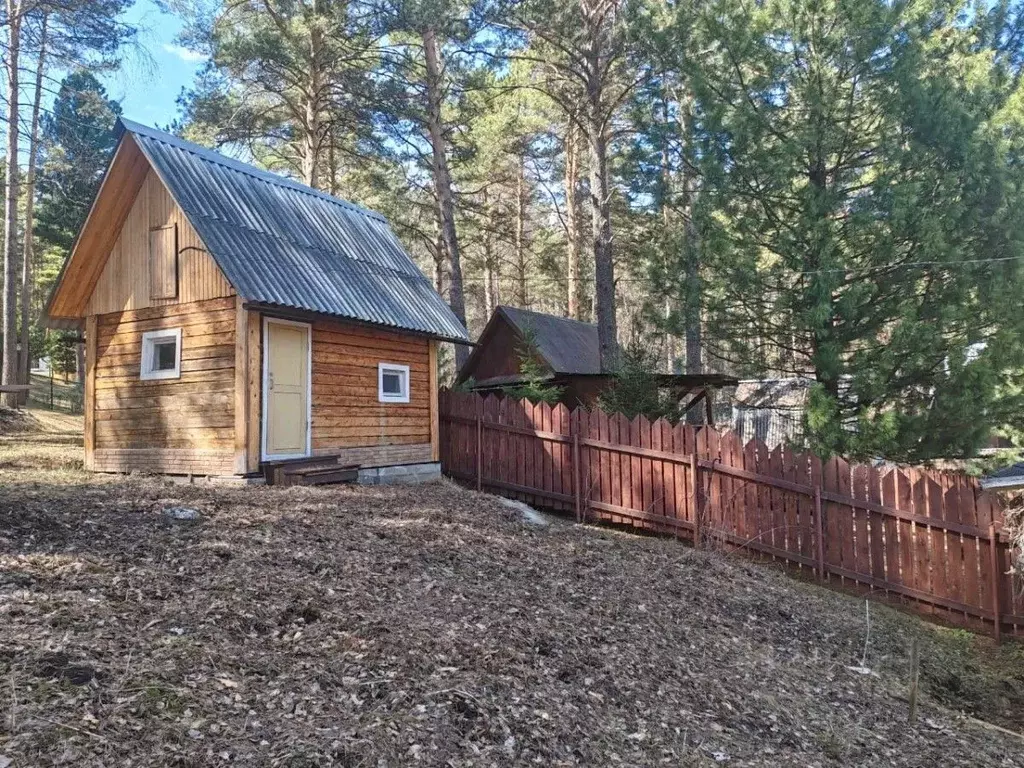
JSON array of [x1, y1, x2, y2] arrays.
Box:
[[149, 224, 178, 300]]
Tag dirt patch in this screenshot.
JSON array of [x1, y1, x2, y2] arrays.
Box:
[[0, 436, 1023, 766], [0, 408, 39, 435]]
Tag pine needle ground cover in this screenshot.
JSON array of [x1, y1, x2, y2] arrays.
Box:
[[2, 434, 1024, 766]]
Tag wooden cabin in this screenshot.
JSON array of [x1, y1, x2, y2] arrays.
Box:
[[456, 306, 737, 418], [45, 120, 468, 482]]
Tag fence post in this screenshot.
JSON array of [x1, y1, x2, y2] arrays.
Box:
[[989, 522, 1002, 643], [475, 398, 483, 492], [571, 410, 582, 523], [815, 485, 825, 582], [690, 449, 702, 550]]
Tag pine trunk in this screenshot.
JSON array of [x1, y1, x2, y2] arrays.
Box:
[[658, 92, 675, 373], [422, 26, 468, 366], [19, 14, 47, 403], [565, 116, 583, 320], [301, 0, 325, 189], [587, 112, 617, 372], [2, 2, 22, 408], [432, 225, 445, 296], [683, 215, 702, 375], [482, 187, 497, 317], [514, 154, 528, 306], [678, 88, 702, 377]]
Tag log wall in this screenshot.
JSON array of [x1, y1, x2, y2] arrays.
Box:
[[309, 318, 435, 466], [89, 296, 237, 475]]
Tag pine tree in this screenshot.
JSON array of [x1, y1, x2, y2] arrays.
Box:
[[690, 0, 1024, 459]]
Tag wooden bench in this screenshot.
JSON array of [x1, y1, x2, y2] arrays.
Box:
[[0, 384, 32, 408]]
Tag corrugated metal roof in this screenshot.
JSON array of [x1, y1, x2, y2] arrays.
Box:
[[119, 119, 468, 342], [497, 306, 602, 374]]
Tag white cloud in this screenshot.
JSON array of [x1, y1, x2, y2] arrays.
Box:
[[162, 44, 208, 64]]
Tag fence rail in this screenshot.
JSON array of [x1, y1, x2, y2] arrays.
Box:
[[439, 391, 1021, 639]]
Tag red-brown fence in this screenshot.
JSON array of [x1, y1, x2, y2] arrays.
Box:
[[439, 390, 1022, 639]]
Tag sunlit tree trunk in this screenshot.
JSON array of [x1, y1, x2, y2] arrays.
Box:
[[2, 0, 23, 408], [514, 154, 528, 306], [422, 25, 468, 365], [587, 117, 616, 370], [481, 187, 498, 317], [565, 115, 584, 320], [301, 1, 324, 188], [582, 0, 618, 371], [19, 14, 47, 403]]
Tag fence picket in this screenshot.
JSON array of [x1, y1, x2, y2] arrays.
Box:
[[958, 477, 980, 624], [852, 464, 871, 582], [782, 445, 799, 560], [640, 416, 654, 524], [822, 457, 841, 580], [809, 454, 824, 579], [595, 412, 609, 521], [913, 473, 937, 622], [867, 465, 886, 586], [939, 476, 959, 622], [741, 438, 757, 547], [628, 417, 643, 525]]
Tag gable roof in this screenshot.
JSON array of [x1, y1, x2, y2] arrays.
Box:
[[46, 119, 468, 342], [492, 306, 603, 375]]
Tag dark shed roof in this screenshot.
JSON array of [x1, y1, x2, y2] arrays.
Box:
[[981, 462, 1024, 490], [119, 120, 468, 342], [496, 306, 602, 375]]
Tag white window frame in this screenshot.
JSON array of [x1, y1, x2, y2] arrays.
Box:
[[378, 362, 410, 403], [139, 327, 182, 381]]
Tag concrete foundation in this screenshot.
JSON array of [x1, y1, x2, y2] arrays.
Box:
[[357, 462, 442, 485]]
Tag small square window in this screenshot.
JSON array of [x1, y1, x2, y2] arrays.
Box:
[[153, 339, 177, 371], [378, 363, 410, 403], [140, 328, 182, 381]]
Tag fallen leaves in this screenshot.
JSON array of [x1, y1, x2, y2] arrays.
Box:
[[0, 438, 1022, 765]]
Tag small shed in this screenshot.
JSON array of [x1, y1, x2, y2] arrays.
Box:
[[455, 306, 737, 415], [45, 120, 468, 481]]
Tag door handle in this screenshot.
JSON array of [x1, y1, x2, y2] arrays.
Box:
[[268, 372, 274, 390]]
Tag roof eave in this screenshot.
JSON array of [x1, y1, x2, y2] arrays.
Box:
[[980, 475, 1024, 491], [243, 301, 471, 345]]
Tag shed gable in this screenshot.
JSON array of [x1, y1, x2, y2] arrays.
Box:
[[86, 167, 233, 315]]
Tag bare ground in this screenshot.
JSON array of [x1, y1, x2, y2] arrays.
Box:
[[1, 432, 1024, 766]]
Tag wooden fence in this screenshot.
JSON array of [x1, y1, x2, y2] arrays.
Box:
[[439, 390, 1022, 639]]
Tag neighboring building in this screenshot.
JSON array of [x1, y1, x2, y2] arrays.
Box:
[[45, 120, 468, 482], [726, 378, 811, 448], [455, 306, 737, 415], [981, 464, 1024, 491]]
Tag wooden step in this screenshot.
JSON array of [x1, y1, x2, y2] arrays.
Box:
[[285, 464, 360, 487], [262, 454, 344, 486]]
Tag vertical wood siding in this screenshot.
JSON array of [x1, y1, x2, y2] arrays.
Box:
[[86, 169, 233, 316]]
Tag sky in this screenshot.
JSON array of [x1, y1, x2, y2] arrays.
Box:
[[98, 0, 207, 129]]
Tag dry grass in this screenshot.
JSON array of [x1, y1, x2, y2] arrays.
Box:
[[1, 434, 1023, 766]]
